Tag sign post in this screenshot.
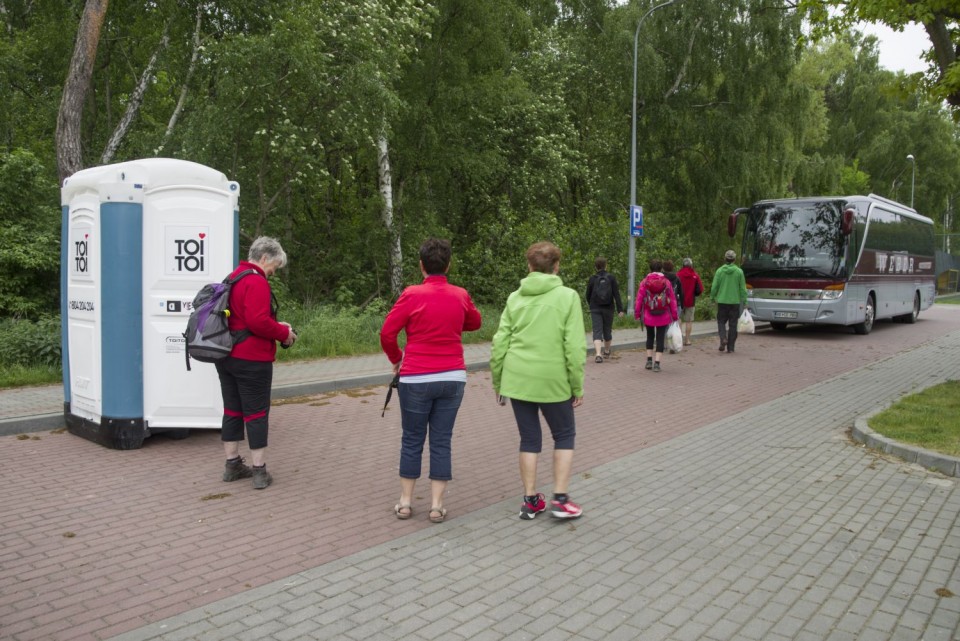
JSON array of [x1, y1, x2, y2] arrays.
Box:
[[630, 205, 644, 238]]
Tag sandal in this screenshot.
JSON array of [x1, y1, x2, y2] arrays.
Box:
[[429, 507, 447, 523], [595, 355, 603, 363], [602, 349, 611, 357], [394, 504, 413, 520]]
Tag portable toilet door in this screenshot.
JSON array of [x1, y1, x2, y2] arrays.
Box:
[[61, 159, 239, 449], [139, 160, 239, 435]]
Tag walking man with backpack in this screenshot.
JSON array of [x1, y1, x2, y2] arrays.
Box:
[[635, 259, 679, 372], [585, 256, 625, 363]]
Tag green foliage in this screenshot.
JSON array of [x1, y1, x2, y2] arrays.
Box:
[[0, 315, 62, 368], [3, 0, 960, 321], [0, 150, 60, 318], [274, 300, 500, 362]]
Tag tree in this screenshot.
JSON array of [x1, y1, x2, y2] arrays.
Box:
[[55, 0, 108, 183], [799, 0, 960, 109], [0, 149, 60, 317]]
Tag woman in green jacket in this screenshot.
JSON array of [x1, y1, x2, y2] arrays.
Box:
[[491, 241, 586, 520]]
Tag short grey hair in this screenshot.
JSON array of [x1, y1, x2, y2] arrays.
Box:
[[248, 236, 288, 268], [682, 257, 693, 267]]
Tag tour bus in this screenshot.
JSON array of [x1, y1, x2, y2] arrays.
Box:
[[726, 193, 935, 335]]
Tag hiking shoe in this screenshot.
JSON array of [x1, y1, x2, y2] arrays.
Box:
[[223, 457, 253, 482], [550, 498, 582, 519], [718, 341, 726, 352], [252, 466, 272, 490], [595, 355, 603, 363], [602, 349, 611, 357], [519, 493, 546, 520], [653, 362, 661, 372], [644, 360, 653, 370]]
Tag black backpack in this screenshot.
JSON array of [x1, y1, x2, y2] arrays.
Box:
[[594, 273, 613, 306], [182, 269, 257, 370]]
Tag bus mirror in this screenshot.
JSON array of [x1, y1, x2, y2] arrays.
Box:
[[841, 208, 854, 236], [727, 212, 738, 237]]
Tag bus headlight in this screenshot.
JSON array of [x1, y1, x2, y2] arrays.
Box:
[[820, 284, 845, 300]]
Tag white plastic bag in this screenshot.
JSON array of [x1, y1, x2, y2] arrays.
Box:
[[737, 308, 755, 334], [666, 321, 683, 353]]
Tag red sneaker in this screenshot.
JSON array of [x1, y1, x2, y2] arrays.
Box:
[[550, 497, 582, 519], [519, 493, 546, 520]]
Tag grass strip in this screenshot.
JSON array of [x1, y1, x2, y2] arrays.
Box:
[[868, 380, 960, 458]]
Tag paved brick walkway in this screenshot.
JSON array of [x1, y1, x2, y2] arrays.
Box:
[[2, 307, 960, 641]]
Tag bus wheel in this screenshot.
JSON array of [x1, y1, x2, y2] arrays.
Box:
[[853, 295, 875, 335], [770, 322, 788, 331], [901, 293, 920, 324]]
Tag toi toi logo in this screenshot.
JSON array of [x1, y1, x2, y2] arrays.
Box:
[[173, 237, 205, 272], [74, 239, 89, 273]]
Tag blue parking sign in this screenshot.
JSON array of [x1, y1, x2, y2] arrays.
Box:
[[630, 205, 644, 237]]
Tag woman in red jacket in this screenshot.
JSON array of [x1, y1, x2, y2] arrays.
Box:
[[380, 238, 482, 523], [217, 237, 296, 490]]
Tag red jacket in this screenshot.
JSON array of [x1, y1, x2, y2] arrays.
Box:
[[226, 261, 291, 362], [677, 266, 703, 309], [380, 275, 482, 375]]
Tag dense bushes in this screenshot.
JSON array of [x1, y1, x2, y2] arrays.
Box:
[[0, 316, 61, 367]]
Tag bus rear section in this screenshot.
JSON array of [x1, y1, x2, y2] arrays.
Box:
[[727, 194, 935, 335]]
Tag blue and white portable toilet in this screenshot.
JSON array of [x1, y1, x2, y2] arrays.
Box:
[[60, 159, 240, 449]]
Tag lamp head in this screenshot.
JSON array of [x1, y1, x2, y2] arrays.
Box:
[[907, 154, 915, 162]]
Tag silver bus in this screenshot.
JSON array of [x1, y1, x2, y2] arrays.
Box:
[[727, 194, 936, 335]]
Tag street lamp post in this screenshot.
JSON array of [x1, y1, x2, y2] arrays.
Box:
[[906, 154, 916, 208], [629, 0, 679, 307]]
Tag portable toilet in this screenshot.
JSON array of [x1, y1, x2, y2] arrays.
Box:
[[60, 158, 239, 449]]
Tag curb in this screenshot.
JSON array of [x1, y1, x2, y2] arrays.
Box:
[[851, 409, 960, 478], [0, 412, 66, 437]]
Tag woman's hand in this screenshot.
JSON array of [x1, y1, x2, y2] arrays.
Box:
[[572, 396, 583, 408]]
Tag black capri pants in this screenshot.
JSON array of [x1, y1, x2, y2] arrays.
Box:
[[645, 324, 668, 353], [215, 357, 273, 450], [510, 398, 576, 453]]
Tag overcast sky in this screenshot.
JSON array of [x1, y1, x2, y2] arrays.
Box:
[[859, 21, 929, 74]]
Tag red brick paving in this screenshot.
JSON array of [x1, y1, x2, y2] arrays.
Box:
[[1, 306, 959, 641]]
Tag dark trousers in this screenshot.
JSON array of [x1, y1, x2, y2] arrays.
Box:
[[511, 398, 576, 453], [215, 357, 273, 449], [590, 307, 614, 341], [716, 303, 741, 350], [645, 324, 667, 353]]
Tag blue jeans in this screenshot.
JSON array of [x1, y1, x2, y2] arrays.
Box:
[[397, 381, 465, 480]]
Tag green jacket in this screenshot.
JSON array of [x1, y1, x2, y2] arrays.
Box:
[[490, 271, 586, 402], [710, 263, 748, 305]]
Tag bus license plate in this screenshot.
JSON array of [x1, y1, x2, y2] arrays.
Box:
[[774, 311, 798, 319]]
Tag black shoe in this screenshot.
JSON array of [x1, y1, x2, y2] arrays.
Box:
[[595, 355, 604, 363], [252, 466, 272, 490], [727, 347, 734, 353], [223, 457, 253, 482], [645, 360, 653, 370], [719, 341, 726, 352], [653, 362, 661, 372]]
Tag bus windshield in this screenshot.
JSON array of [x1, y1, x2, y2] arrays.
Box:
[[741, 201, 846, 279]]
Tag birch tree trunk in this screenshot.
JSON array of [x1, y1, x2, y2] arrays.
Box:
[[157, 8, 202, 155], [378, 134, 403, 298], [101, 22, 171, 164], [56, 0, 109, 183]]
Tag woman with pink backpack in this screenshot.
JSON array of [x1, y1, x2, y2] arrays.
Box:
[[634, 259, 679, 372]]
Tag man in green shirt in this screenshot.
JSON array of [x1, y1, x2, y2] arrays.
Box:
[[710, 249, 748, 353]]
